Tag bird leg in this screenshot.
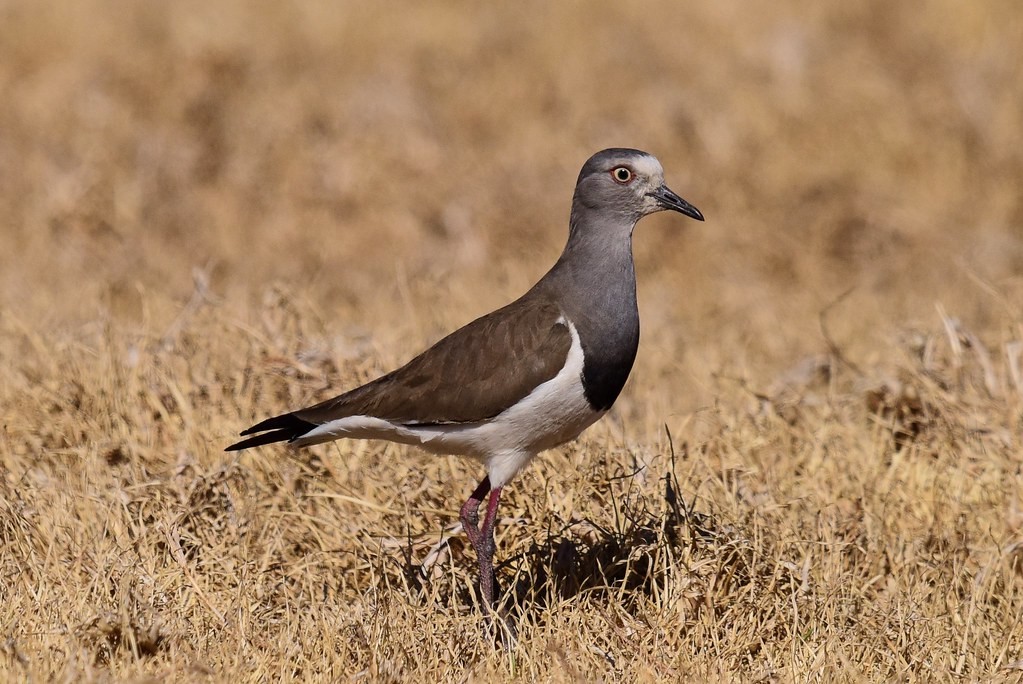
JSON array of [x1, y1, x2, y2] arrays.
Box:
[[459, 477, 490, 550], [459, 476, 503, 609]]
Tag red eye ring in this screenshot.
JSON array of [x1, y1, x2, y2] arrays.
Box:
[[611, 166, 633, 184]]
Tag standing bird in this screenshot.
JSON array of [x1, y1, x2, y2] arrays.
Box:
[[226, 148, 704, 609]]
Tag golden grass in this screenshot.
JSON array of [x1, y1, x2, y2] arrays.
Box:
[[2, 0, 1022, 680]]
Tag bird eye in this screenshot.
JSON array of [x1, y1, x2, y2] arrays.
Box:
[[611, 167, 633, 184]]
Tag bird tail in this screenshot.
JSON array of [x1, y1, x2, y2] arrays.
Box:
[[224, 413, 317, 451]]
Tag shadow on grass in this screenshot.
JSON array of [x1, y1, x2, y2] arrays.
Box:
[[499, 453, 748, 619], [394, 439, 758, 625]]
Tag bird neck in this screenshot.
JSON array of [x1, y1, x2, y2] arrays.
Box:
[[536, 209, 640, 411], [556, 207, 638, 294], [539, 208, 640, 337]]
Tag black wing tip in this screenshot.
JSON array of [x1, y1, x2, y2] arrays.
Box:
[[224, 413, 316, 452], [224, 429, 293, 451], [240, 412, 310, 435]]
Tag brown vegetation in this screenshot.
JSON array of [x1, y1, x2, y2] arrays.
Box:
[[1, 0, 1022, 680]]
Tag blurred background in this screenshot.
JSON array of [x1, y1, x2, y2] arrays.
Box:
[[2, 2, 1022, 677], [1, 0, 1021, 424]]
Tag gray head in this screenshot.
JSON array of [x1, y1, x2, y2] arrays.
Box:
[[571, 148, 704, 230]]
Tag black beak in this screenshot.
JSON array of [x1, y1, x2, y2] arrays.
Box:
[[648, 185, 704, 221]]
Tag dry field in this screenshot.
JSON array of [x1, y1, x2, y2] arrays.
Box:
[[2, 1, 1023, 681]]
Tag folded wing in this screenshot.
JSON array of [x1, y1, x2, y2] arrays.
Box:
[[226, 294, 571, 451]]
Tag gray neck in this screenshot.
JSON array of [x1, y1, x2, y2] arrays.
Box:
[[537, 206, 641, 410], [547, 209, 637, 313]]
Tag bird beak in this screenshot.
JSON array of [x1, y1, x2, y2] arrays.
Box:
[[648, 185, 704, 221]]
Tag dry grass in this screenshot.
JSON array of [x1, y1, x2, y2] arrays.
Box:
[[2, 0, 1023, 681]]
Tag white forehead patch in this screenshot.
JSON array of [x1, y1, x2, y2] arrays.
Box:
[[630, 155, 664, 183]]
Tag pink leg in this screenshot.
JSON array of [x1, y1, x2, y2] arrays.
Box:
[[459, 477, 503, 608], [459, 477, 489, 551]]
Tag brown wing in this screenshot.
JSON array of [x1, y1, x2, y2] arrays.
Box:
[[295, 294, 572, 426]]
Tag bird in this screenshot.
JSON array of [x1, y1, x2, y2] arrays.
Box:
[[226, 148, 704, 611]]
